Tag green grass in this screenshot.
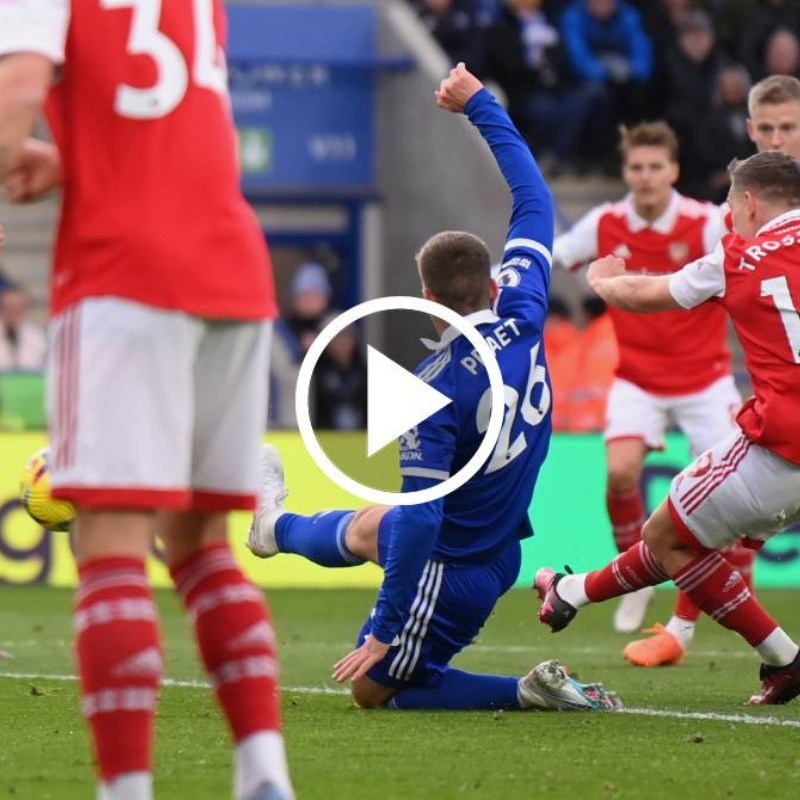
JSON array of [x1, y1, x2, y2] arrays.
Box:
[[1, 587, 800, 799]]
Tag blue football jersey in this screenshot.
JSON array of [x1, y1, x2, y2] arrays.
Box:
[[370, 88, 554, 644]]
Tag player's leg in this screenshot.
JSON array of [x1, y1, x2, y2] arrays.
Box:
[[170, 319, 291, 800], [352, 542, 619, 712], [538, 431, 800, 703], [625, 376, 743, 665], [248, 442, 385, 566], [49, 299, 197, 800], [604, 379, 666, 632]]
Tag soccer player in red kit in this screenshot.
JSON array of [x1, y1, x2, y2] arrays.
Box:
[[0, 2, 292, 799], [536, 150, 800, 705], [552, 122, 743, 646], [620, 74, 800, 666]]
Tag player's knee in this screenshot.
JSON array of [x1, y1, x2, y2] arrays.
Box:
[[350, 679, 395, 709], [607, 465, 640, 495], [344, 506, 385, 562], [642, 505, 678, 558]]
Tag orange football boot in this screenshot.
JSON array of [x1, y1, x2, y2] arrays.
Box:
[[622, 623, 685, 667]]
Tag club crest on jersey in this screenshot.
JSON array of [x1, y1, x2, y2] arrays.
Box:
[[496, 267, 521, 288], [669, 241, 690, 264], [612, 244, 632, 259], [399, 427, 423, 462]]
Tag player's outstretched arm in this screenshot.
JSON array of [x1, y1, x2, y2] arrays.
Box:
[[588, 255, 681, 312]]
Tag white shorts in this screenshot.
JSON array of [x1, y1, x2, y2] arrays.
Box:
[[48, 298, 270, 511], [668, 430, 800, 551], [605, 376, 740, 455]]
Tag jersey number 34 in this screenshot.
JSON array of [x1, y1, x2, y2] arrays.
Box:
[[476, 341, 551, 474], [102, 0, 226, 119]]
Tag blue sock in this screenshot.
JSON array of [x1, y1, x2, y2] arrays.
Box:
[[274, 511, 364, 568], [387, 668, 521, 710]]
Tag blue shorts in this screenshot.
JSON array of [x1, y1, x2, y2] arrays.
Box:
[[356, 538, 522, 689]]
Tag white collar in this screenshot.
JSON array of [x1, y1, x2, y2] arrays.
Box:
[[420, 308, 500, 351], [757, 208, 800, 235], [625, 190, 680, 234]]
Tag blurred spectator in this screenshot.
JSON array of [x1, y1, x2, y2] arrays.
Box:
[[312, 315, 367, 430], [413, 0, 490, 74], [270, 262, 334, 428], [485, 0, 603, 173], [284, 262, 333, 356], [761, 27, 800, 80], [543, 295, 579, 358], [565, 296, 618, 432], [551, 296, 618, 432], [683, 64, 755, 202], [638, 0, 695, 52], [560, 0, 654, 167], [0, 283, 47, 370], [738, 0, 800, 81], [543, 297, 579, 431], [662, 10, 729, 145]]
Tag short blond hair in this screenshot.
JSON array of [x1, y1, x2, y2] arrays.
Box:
[[748, 74, 800, 116], [618, 121, 679, 163]]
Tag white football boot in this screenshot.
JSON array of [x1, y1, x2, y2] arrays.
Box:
[[518, 659, 621, 711], [247, 444, 288, 559], [613, 586, 656, 633]]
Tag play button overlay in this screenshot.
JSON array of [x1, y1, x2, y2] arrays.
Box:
[[366, 346, 452, 457], [295, 296, 505, 506]]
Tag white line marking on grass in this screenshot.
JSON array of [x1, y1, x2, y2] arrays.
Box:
[[621, 707, 800, 729], [3, 672, 800, 725]]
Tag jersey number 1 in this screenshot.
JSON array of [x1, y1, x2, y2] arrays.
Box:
[[102, 0, 226, 119], [761, 276, 800, 364]]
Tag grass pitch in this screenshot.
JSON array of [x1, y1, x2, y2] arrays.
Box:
[[1, 586, 799, 799]]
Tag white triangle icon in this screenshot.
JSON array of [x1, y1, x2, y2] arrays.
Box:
[[366, 346, 452, 457]]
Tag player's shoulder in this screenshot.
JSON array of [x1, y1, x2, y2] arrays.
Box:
[[415, 346, 456, 389], [675, 194, 718, 221]]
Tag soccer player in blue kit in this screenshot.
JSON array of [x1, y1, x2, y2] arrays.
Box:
[[249, 64, 620, 712]]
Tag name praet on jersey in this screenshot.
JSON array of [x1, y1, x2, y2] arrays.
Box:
[[460, 319, 522, 375]]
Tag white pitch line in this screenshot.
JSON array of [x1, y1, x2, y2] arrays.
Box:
[[3, 671, 800, 726]]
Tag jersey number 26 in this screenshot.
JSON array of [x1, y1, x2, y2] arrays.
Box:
[[475, 341, 551, 474]]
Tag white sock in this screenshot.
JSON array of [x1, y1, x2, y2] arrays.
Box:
[[556, 574, 590, 608], [665, 616, 696, 649], [756, 628, 800, 667], [235, 731, 294, 800], [98, 772, 152, 800]]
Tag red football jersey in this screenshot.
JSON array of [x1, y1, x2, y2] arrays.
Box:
[[0, 0, 276, 320], [554, 192, 731, 395], [671, 209, 800, 464]]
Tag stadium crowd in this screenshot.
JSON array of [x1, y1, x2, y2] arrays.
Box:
[[413, 0, 798, 197]]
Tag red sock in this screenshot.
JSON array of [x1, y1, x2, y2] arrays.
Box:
[[170, 543, 281, 741], [75, 557, 162, 782], [674, 591, 701, 622], [673, 543, 757, 623], [606, 488, 646, 553], [585, 541, 668, 602], [673, 552, 776, 647], [725, 542, 757, 593]]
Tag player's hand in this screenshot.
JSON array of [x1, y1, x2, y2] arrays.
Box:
[[3, 138, 62, 202], [435, 62, 483, 113], [332, 634, 391, 683], [587, 255, 627, 290]]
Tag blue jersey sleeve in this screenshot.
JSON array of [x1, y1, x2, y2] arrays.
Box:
[[464, 88, 553, 330], [370, 403, 457, 644]]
